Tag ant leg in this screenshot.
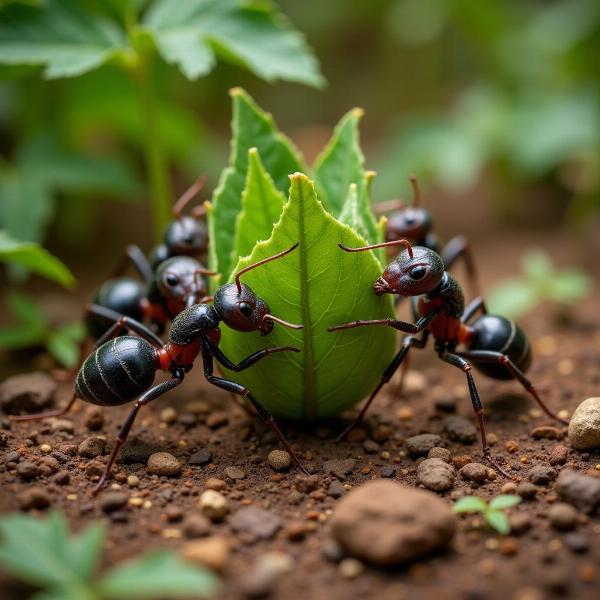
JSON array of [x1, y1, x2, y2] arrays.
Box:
[[461, 297, 488, 324], [93, 376, 183, 495], [337, 332, 429, 442], [441, 235, 480, 298], [458, 350, 568, 425], [201, 347, 308, 475], [87, 304, 164, 349], [210, 344, 300, 372], [112, 244, 153, 284], [328, 309, 438, 334], [11, 394, 78, 422], [440, 352, 510, 478]]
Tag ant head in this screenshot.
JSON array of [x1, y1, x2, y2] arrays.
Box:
[[376, 244, 444, 297], [213, 244, 303, 336], [155, 256, 215, 307], [386, 207, 432, 242]]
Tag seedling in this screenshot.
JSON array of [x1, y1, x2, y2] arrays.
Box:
[[0, 511, 218, 599], [453, 495, 522, 535]]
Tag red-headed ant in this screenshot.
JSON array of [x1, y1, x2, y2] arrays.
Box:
[[328, 239, 567, 476]]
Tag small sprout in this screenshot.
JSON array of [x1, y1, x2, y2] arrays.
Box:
[[453, 494, 522, 535]]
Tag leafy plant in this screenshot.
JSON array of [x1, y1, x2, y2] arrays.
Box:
[[0, 511, 219, 600], [209, 90, 394, 418], [0, 0, 323, 240], [487, 249, 592, 319], [453, 494, 522, 535]]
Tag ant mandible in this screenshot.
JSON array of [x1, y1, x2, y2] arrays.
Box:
[[13, 245, 307, 493], [328, 239, 567, 476], [374, 176, 480, 299]]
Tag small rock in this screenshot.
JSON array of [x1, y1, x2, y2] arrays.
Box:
[[568, 397, 600, 450], [563, 532, 590, 553], [509, 512, 532, 535], [555, 469, 600, 514], [39, 455, 59, 474], [338, 558, 364, 579], [401, 370, 427, 395], [434, 396, 457, 413], [268, 449, 291, 471], [183, 513, 211, 538], [160, 407, 177, 424], [528, 465, 557, 486], [99, 491, 128, 513], [285, 521, 306, 541], [516, 481, 538, 500], [225, 466, 245, 480], [323, 458, 356, 480], [501, 482, 518, 494], [165, 505, 184, 522], [444, 416, 477, 444], [330, 480, 455, 566], [118, 439, 161, 464], [85, 459, 106, 478], [16, 461, 39, 480], [189, 449, 213, 466], [380, 465, 396, 478], [4, 450, 20, 464], [18, 486, 50, 510], [417, 458, 455, 492], [427, 447, 452, 463], [549, 445, 569, 466], [54, 470, 70, 485], [78, 437, 105, 458], [50, 418, 74, 434], [240, 552, 292, 597], [230, 506, 282, 540], [84, 407, 104, 431], [328, 480, 346, 498], [363, 440, 380, 454], [204, 477, 227, 491], [530, 426, 564, 440], [460, 463, 488, 484], [127, 475, 140, 487], [548, 503, 578, 531], [199, 490, 228, 521], [406, 434, 443, 457], [206, 411, 229, 429], [147, 452, 182, 476], [294, 474, 319, 493], [181, 536, 229, 572], [0, 372, 56, 414]]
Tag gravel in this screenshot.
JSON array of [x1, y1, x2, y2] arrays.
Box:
[[230, 506, 283, 540], [323, 458, 356, 480], [528, 465, 558, 486], [199, 489, 228, 521], [555, 469, 600, 514], [443, 416, 477, 443], [460, 462, 488, 484], [147, 452, 182, 476], [568, 397, 600, 450], [188, 448, 213, 466], [548, 503, 579, 531], [0, 372, 56, 415], [268, 449, 291, 471], [406, 434, 443, 457], [78, 437, 105, 458], [417, 458, 455, 492]]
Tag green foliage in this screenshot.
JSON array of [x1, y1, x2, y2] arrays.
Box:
[[0, 511, 219, 600], [453, 494, 522, 535], [487, 249, 592, 318]]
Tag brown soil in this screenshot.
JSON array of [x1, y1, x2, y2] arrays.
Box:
[[1, 235, 600, 600]]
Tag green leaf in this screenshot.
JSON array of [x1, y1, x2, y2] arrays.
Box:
[[98, 550, 219, 599], [209, 88, 305, 279], [46, 321, 86, 368], [143, 0, 324, 86], [452, 496, 488, 513], [489, 495, 522, 511], [0, 291, 48, 351], [5, 290, 46, 326], [0, 231, 76, 287], [546, 269, 592, 304], [486, 279, 537, 319], [522, 249, 553, 281], [314, 108, 366, 216], [485, 509, 511, 535], [220, 173, 396, 419], [233, 148, 285, 261], [0, 0, 125, 79]]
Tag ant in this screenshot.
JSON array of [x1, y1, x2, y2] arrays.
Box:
[[13, 245, 307, 493], [328, 239, 567, 476], [374, 176, 480, 299]]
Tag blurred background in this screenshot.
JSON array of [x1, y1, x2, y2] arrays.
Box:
[[0, 0, 598, 369]]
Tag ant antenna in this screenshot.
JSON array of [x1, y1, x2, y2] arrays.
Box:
[[338, 239, 414, 259], [372, 198, 406, 215], [172, 175, 208, 218], [409, 175, 421, 207], [261, 314, 303, 330], [234, 243, 299, 294]]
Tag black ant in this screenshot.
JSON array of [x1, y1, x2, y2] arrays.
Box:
[[374, 176, 479, 299], [328, 239, 567, 476], [13, 245, 307, 493]]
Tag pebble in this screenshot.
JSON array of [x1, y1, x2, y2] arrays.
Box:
[[119, 439, 162, 464], [563, 532, 590, 553], [323, 458, 356, 480], [240, 552, 293, 597], [189, 449, 213, 466], [268, 449, 291, 471], [147, 452, 182, 476], [51, 418, 74, 434], [206, 411, 229, 429], [509, 512, 532, 535], [555, 469, 600, 514], [568, 397, 600, 450], [417, 458, 455, 492], [39, 455, 59, 474], [363, 440, 380, 454], [338, 558, 364, 579], [54, 470, 70, 485], [199, 490, 228, 521], [516, 481, 538, 500], [406, 434, 443, 457], [434, 396, 457, 413], [549, 445, 569, 466], [528, 465, 557, 486], [460, 463, 488, 484], [530, 426, 563, 440], [84, 407, 104, 431], [328, 480, 346, 498], [181, 537, 229, 572], [16, 461, 39, 480], [231, 506, 282, 540], [78, 437, 105, 458], [330, 480, 456, 566], [183, 513, 211, 538], [294, 474, 319, 493], [18, 486, 50, 510], [501, 482, 517, 494], [205, 477, 227, 491], [285, 521, 306, 541], [0, 372, 56, 414], [444, 416, 477, 444], [548, 503, 578, 531], [427, 447, 452, 463], [165, 505, 184, 522], [401, 370, 427, 395], [99, 492, 128, 513], [160, 407, 177, 424], [4, 450, 20, 464], [127, 475, 140, 487], [85, 459, 106, 478], [380, 465, 396, 478]]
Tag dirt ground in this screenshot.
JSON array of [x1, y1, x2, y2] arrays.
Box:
[[1, 232, 599, 600]]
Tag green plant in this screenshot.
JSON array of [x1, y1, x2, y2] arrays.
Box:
[[0, 0, 323, 240], [487, 249, 592, 319], [0, 510, 219, 600], [209, 89, 394, 418], [453, 494, 522, 535]]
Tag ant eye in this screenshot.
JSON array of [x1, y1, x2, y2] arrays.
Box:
[[182, 234, 194, 245], [238, 302, 253, 317], [404, 215, 415, 225], [409, 266, 427, 280], [165, 274, 179, 287]]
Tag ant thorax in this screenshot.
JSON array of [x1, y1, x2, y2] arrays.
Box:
[[423, 272, 465, 318]]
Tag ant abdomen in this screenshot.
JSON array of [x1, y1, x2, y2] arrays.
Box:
[[75, 336, 156, 406], [469, 315, 532, 380]]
